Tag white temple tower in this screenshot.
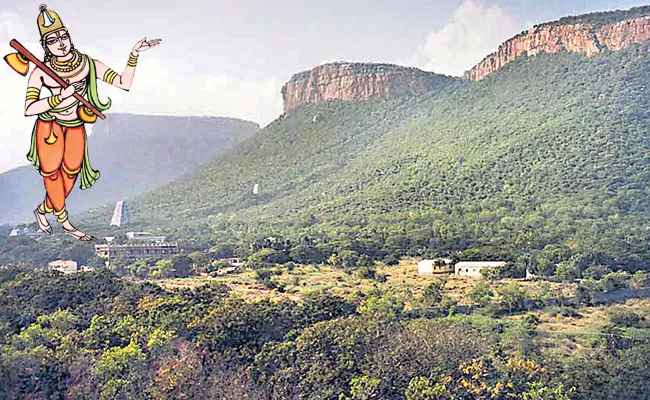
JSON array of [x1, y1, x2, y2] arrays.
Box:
[[110, 201, 129, 227]]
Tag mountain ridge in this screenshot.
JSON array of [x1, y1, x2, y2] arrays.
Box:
[[279, 5, 650, 114], [77, 38, 650, 271], [281, 62, 459, 115], [0, 113, 260, 224], [465, 12, 650, 81]]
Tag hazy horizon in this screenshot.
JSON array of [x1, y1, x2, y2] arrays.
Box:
[[0, 0, 647, 173]]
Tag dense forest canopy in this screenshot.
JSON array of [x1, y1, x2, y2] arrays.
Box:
[[1, 265, 649, 399]]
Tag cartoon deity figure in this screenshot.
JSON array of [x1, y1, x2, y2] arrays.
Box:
[[14, 5, 160, 240]]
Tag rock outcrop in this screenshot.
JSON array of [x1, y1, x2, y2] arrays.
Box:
[[281, 8, 650, 112], [465, 15, 650, 81], [282, 63, 455, 115]]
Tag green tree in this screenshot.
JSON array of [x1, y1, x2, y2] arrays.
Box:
[[481, 266, 502, 281], [467, 281, 494, 307], [170, 255, 194, 278], [92, 339, 148, 400], [555, 261, 580, 282], [421, 280, 445, 307], [405, 377, 450, 400], [599, 271, 629, 292], [150, 259, 174, 279], [358, 292, 404, 320], [497, 282, 528, 314], [188, 251, 211, 271], [341, 376, 381, 400]]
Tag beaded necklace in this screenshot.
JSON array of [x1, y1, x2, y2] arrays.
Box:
[[58, 54, 87, 80], [49, 49, 82, 73]]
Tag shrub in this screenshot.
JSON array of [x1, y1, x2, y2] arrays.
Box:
[[356, 266, 377, 280], [255, 269, 275, 283], [609, 311, 642, 327], [440, 296, 458, 316], [545, 306, 581, 318], [382, 254, 400, 266], [630, 270, 650, 289], [600, 271, 630, 292], [467, 281, 493, 307], [522, 314, 540, 326], [421, 280, 445, 307], [375, 273, 388, 283], [582, 265, 613, 280]]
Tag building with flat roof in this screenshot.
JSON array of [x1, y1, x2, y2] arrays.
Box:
[[455, 261, 507, 277], [126, 232, 167, 243], [9, 226, 42, 237], [48, 260, 78, 274], [418, 258, 454, 275], [95, 243, 179, 263]]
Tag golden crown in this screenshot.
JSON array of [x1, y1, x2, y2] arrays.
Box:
[[37, 5, 67, 39]]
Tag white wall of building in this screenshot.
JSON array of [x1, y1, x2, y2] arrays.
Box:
[[418, 259, 454, 275], [455, 261, 506, 277]]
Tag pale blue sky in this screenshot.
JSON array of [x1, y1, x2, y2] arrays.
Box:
[[1, 0, 645, 76], [0, 0, 647, 172]]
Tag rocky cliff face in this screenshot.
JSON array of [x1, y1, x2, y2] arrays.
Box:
[[282, 63, 455, 115], [465, 15, 650, 81]]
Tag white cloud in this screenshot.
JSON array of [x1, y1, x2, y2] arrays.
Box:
[[0, 12, 26, 39], [405, 0, 520, 76], [105, 58, 284, 126]]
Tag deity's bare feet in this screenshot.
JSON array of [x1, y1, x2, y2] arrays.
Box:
[[34, 205, 53, 235], [61, 215, 94, 241]]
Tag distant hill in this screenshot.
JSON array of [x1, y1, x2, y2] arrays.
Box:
[[2, 6, 649, 272], [65, 37, 648, 271], [0, 114, 259, 224]]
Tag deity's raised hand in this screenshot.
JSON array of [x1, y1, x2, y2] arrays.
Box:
[[132, 37, 162, 54]]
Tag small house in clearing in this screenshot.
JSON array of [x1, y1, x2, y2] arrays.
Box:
[[48, 260, 78, 274], [455, 261, 507, 277], [418, 258, 454, 275], [47, 260, 94, 274]]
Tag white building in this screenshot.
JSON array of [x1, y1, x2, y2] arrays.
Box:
[[218, 257, 244, 267], [126, 232, 167, 243], [418, 258, 454, 275], [455, 261, 507, 277], [48, 260, 78, 274], [94, 243, 179, 261], [9, 226, 42, 237]]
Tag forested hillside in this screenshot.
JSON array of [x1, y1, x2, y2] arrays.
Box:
[[69, 41, 650, 273]]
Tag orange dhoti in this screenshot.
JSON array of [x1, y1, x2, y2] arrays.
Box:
[[34, 119, 86, 215]]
